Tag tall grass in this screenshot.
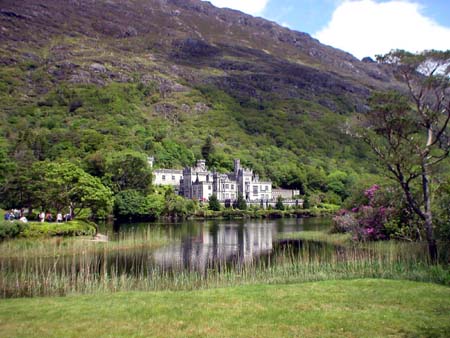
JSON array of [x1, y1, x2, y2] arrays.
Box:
[[0, 226, 169, 258], [1, 228, 448, 298]]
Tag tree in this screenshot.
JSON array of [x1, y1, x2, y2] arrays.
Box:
[[146, 194, 166, 219], [113, 190, 164, 220], [201, 135, 215, 166], [275, 195, 285, 210], [0, 167, 40, 212], [303, 196, 310, 210], [163, 189, 197, 218], [0, 139, 14, 187], [352, 50, 450, 262], [327, 170, 352, 200], [208, 194, 221, 211], [114, 189, 149, 219], [234, 193, 247, 210], [104, 151, 153, 194], [30, 161, 113, 218]]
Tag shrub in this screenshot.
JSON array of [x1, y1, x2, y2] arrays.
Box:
[[0, 220, 96, 240], [22, 221, 96, 237], [0, 221, 26, 240], [208, 194, 221, 211], [333, 185, 404, 241], [275, 196, 284, 211], [234, 193, 247, 210], [332, 211, 358, 233]]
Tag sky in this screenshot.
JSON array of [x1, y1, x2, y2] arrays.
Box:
[[203, 0, 450, 59]]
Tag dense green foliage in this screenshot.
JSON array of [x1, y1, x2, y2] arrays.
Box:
[[208, 194, 221, 211], [234, 193, 247, 210], [22, 221, 96, 237], [114, 190, 153, 220], [0, 280, 449, 337], [0, 58, 380, 216], [114, 189, 166, 220], [0, 221, 27, 240], [0, 220, 96, 240], [0, 161, 113, 218], [275, 196, 285, 210]]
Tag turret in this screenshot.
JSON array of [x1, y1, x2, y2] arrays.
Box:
[[197, 159, 206, 170]]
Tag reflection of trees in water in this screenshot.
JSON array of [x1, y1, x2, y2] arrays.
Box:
[[1, 219, 333, 279], [153, 222, 275, 271]]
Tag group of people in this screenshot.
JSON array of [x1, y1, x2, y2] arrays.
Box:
[[3, 209, 28, 223], [38, 211, 72, 223], [3, 208, 72, 223]]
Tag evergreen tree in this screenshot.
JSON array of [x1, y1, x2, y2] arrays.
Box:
[[302, 196, 310, 210], [208, 194, 221, 211], [275, 196, 285, 210], [201, 136, 214, 165], [235, 193, 247, 210]]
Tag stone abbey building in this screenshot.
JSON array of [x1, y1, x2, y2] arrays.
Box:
[[150, 158, 272, 203]]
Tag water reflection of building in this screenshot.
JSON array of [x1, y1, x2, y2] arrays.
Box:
[[153, 222, 274, 270]]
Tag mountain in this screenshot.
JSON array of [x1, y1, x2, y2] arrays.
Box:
[[0, 0, 397, 198]]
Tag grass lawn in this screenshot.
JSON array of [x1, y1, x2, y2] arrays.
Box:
[[0, 279, 448, 337]]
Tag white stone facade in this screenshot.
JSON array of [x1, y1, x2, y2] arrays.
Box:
[[181, 159, 272, 202], [191, 180, 214, 202], [272, 189, 301, 200], [152, 158, 274, 202], [153, 169, 183, 186], [213, 173, 238, 201], [180, 160, 211, 199]]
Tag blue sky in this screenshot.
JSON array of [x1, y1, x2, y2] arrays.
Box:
[[205, 0, 450, 59]]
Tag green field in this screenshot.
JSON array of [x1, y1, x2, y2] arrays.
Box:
[[0, 279, 448, 337]]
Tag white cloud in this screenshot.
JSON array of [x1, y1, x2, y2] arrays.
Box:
[[314, 0, 450, 59], [205, 0, 269, 16]]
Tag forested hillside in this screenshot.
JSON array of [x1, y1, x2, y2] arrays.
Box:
[[0, 0, 400, 208]]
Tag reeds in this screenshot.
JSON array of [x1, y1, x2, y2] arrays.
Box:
[[0, 229, 447, 298]]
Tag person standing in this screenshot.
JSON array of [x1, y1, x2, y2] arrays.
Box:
[[56, 212, 63, 223], [39, 211, 45, 223]]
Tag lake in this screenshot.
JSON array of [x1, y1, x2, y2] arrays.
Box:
[[0, 217, 335, 297], [1, 217, 431, 298], [109, 217, 332, 272]]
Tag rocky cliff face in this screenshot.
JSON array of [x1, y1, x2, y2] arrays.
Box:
[[0, 0, 396, 113]]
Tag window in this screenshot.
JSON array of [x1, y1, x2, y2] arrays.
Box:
[[208, 185, 211, 190], [231, 184, 234, 190], [225, 184, 229, 189], [162, 175, 166, 180], [253, 186, 258, 195], [265, 185, 268, 191], [172, 175, 176, 181]]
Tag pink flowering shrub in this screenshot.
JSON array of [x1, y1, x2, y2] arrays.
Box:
[[333, 185, 400, 241]]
